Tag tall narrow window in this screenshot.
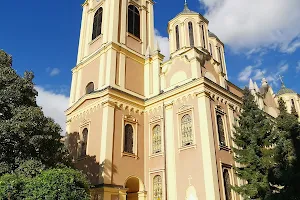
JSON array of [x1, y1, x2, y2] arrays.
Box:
[[217, 114, 226, 146], [223, 169, 232, 200], [291, 99, 295, 107], [218, 47, 224, 73], [128, 5, 140, 38], [124, 124, 134, 154], [80, 128, 88, 157], [188, 22, 194, 47], [181, 114, 193, 146], [201, 25, 206, 48], [175, 25, 180, 50], [153, 175, 162, 200], [92, 8, 103, 40], [209, 43, 213, 55], [152, 125, 162, 154], [86, 82, 94, 94]]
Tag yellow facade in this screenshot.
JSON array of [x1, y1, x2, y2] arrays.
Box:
[[65, 1, 300, 200]]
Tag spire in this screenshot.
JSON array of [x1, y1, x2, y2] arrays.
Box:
[[249, 79, 254, 90], [182, 0, 195, 13]]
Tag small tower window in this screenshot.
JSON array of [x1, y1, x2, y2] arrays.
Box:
[[188, 22, 194, 47], [124, 124, 134, 154], [175, 25, 180, 50], [152, 125, 162, 154], [218, 47, 224, 73], [217, 114, 226, 146], [181, 114, 193, 146], [153, 175, 162, 200], [92, 7, 103, 40], [201, 25, 206, 48], [128, 5, 140, 38], [223, 169, 232, 200], [86, 82, 94, 94], [80, 128, 88, 157]]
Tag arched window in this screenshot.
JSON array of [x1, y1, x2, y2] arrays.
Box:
[[124, 124, 134, 153], [86, 82, 94, 94], [80, 128, 88, 157], [201, 25, 206, 48], [188, 22, 194, 47], [218, 47, 224, 73], [223, 169, 232, 200], [92, 8, 103, 40], [128, 5, 140, 38], [217, 115, 226, 146], [153, 175, 162, 200], [181, 114, 193, 146], [175, 25, 180, 50], [152, 125, 161, 154]]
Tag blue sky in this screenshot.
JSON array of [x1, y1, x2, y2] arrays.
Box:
[[1, 0, 300, 131]]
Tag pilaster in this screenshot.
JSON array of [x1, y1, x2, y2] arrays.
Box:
[[164, 102, 178, 200], [196, 92, 220, 200], [141, 7, 147, 54], [75, 69, 82, 101], [77, 5, 88, 64], [84, 7, 92, 57], [119, 0, 127, 44], [147, 1, 155, 50], [105, 49, 117, 86], [69, 71, 78, 105], [100, 100, 116, 184], [107, 0, 120, 42]]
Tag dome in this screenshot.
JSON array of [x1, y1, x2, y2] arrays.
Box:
[[175, 2, 198, 18], [277, 84, 296, 96]]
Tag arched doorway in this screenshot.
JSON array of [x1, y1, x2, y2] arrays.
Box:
[[124, 176, 146, 200]]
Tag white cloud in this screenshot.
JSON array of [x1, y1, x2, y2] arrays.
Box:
[[154, 29, 170, 61], [296, 61, 300, 73], [200, 0, 300, 53], [238, 66, 253, 81], [35, 86, 69, 135], [49, 68, 60, 76]]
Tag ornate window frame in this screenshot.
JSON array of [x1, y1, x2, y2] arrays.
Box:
[[220, 163, 235, 200], [149, 170, 165, 200], [121, 115, 138, 159], [77, 119, 91, 160], [215, 105, 230, 151], [149, 116, 164, 158], [177, 105, 196, 151]]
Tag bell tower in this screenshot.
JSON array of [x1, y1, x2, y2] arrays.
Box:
[[69, 0, 155, 106]]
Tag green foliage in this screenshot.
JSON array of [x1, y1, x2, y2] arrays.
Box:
[[0, 160, 90, 200], [269, 98, 300, 199], [0, 50, 70, 174], [232, 88, 276, 200]]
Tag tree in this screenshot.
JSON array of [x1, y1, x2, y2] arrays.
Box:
[[0, 50, 70, 174], [232, 88, 276, 199], [291, 104, 298, 118], [0, 160, 90, 200], [269, 98, 300, 199]]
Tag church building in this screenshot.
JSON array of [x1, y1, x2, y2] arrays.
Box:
[[65, 0, 300, 199]]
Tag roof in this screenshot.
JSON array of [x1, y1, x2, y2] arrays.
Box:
[[277, 84, 296, 96], [181, 2, 197, 14], [208, 31, 219, 39]]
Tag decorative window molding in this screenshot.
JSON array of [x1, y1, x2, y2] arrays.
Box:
[[177, 106, 196, 150], [221, 164, 235, 200], [122, 115, 138, 158], [152, 125, 162, 155], [215, 105, 230, 150], [153, 175, 163, 200]]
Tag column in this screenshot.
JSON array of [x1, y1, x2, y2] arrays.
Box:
[[99, 53, 106, 88], [69, 70, 78, 105], [119, 0, 127, 44], [107, 0, 120, 42], [77, 5, 88, 64], [84, 7, 92, 57], [197, 92, 220, 200], [100, 100, 115, 184], [119, 53, 126, 88], [75, 69, 82, 101], [138, 191, 147, 200], [147, 1, 155, 50], [164, 102, 178, 200], [144, 58, 151, 97], [102, 0, 110, 44], [141, 7, 147, 54], [105, 49, 117, 86], [169, 29, 174, 54]]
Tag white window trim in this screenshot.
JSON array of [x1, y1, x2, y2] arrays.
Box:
[[149, 117, 164, 158], [177, 106, 197, 151], [121, 115, 139, 159], [220, 163, 236, 200], [215, 106, 231, 150], [149, 169, 166, 200]]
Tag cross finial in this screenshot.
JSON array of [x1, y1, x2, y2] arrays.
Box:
[[279, 75, 284, 86], [188, 175, 192, 186]]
